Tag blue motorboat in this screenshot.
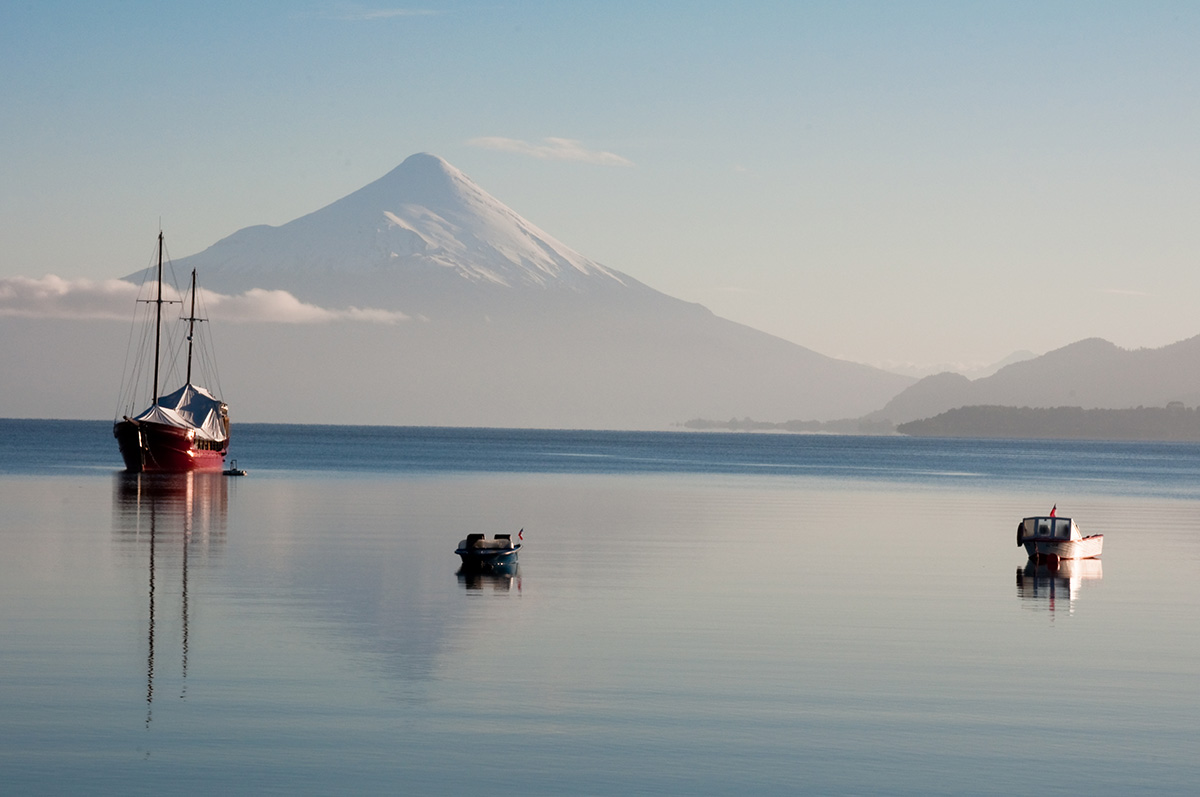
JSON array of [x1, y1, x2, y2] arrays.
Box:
[[455, 532, 521, 566]]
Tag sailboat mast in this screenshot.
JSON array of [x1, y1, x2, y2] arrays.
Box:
[[186, 269, 197, 385], [152, 231, 164, 405]]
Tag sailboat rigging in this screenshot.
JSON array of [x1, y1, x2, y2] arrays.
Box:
[[114, 232, 230, 472]]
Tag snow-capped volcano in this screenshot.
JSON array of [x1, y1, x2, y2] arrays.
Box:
[[115, 153, 914, 427], [132, 153, 640, 306]]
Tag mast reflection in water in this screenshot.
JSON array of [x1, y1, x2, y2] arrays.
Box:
[[112, 472, 228, 730]]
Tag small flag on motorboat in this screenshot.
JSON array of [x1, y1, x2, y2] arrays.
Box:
[[518, 528, 524, 540], [1050, 504, 1057, 517]]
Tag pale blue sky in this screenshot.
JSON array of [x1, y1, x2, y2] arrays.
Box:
[[4, 1, 1200, 373]]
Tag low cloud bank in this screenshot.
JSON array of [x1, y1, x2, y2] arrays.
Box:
[[0, 276, 407, 324], [204, 288, 407, 323], [468, 136, 633, 166]]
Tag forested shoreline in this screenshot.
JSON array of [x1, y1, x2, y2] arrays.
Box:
[[896, 404, 1200, 441], [684, 403, 1200, 441]]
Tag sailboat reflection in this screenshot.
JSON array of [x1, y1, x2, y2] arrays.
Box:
[[1015, 557, 1102, 614], [112, 472, 228, 728], [457, 560, 521, 592]]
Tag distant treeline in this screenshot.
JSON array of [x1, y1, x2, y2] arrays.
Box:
[[681, 417, 895, 435], [897, 404, 1200, 441]]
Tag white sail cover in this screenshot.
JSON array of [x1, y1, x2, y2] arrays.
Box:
[[133, 383, 228, 442]]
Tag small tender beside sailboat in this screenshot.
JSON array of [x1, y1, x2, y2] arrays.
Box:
[[114, 232, 230, 472]]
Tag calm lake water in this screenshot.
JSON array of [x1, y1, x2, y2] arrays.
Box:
[[2, 420, 1199, 795]]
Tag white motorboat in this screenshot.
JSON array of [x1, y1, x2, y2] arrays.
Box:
[[1017, 514, 1103, 560]]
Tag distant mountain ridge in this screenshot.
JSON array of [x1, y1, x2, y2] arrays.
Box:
[[868, 336, 1200, 426]]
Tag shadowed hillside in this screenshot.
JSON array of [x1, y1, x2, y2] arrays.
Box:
[[866, 336, 1200, 426], [898, 403, 1200, 441]]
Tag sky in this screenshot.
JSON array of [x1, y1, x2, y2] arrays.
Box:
[[4, 1, 1200, 376]]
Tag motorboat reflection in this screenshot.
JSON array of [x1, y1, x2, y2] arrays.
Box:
[[112, 471, 229, 728], [1016, 557, 1103, 614], [457, 559, 521, 592]]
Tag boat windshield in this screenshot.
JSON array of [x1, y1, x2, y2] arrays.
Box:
[[1026, 517, 1075, 539]]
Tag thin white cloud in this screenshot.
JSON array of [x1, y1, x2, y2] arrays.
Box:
[[325, 4, 439, 21], [341, 306, 411, 323], [0, 276, 407, 325], [0, 275, 142, 321], [203, 288, 407, 324], [468, 137, 633, 166]]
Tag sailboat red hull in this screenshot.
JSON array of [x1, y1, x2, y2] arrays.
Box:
[[114, 420, 228, 473]]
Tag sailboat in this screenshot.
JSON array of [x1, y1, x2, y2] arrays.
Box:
[[114, 232, 230, 472]]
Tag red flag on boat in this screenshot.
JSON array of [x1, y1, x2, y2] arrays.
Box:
[[518, 528, 524, 540], [1050, 505, 1057, 517]]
